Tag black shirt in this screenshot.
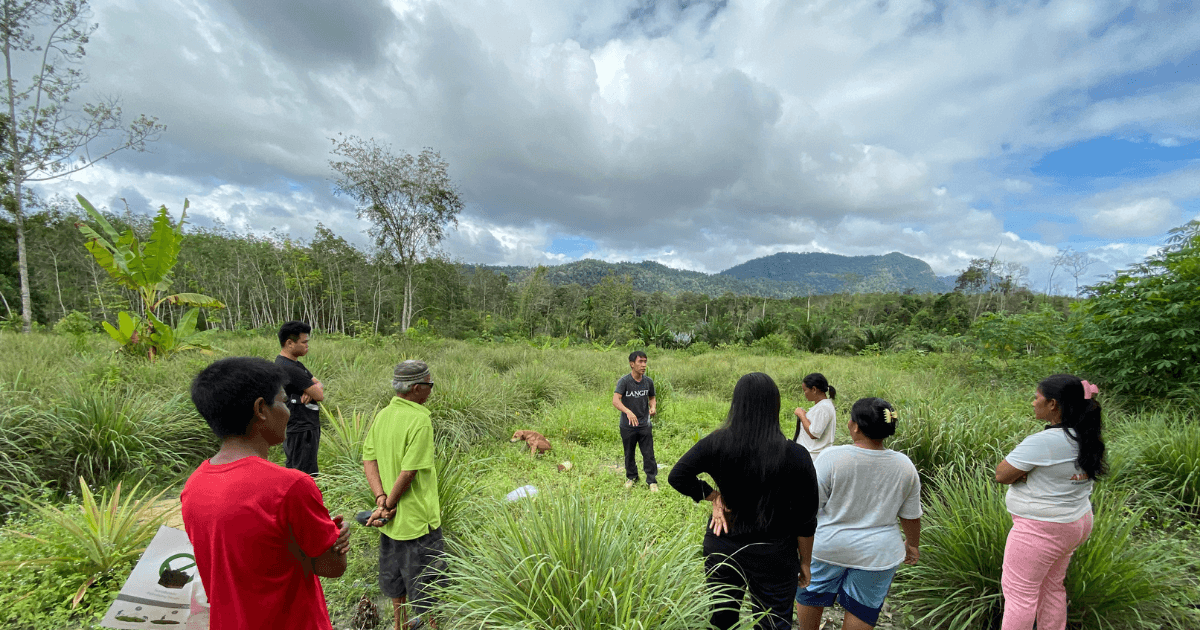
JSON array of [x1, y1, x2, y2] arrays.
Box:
[[668, 432, 818, 542], [275, 355, 320, 431], [615, 373, 655, 428]]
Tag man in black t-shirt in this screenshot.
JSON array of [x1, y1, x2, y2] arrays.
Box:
[[276, 321, 325, 476], [612, 350, 658, 491]]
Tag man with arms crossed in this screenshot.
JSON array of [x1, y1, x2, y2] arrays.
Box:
[[363, 360, 443, 630], [613, 350, 658, 491], [277, 320, 325, 475], [182, 357, 350, 630]]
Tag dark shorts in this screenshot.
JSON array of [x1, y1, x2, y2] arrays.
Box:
[[379, 527, 446, 616], [284, 426, 320, 476]]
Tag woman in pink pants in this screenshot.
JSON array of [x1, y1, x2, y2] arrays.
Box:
[[994, 374, 1106, 630]]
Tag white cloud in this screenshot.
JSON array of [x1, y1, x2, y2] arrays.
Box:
[[1082, 197, 1179, 237]]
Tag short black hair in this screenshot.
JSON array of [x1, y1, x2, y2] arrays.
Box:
[[191, 357, 288, 439], [629, 350, 648, 362], [850, 397, 898, 440], [278, 320, 311, 347]]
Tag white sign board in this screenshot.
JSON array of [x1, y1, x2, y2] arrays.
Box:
[[100, 525, 208, 629]]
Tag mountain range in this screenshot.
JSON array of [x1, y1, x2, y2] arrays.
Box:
[[482, 252, 955, 297]]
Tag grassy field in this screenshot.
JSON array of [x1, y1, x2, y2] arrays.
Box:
[[0, 331, 1197, 629]]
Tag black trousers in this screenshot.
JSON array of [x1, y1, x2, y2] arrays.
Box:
[[284, 426, 320, 476], [620, 424, 657, 484], [703, 533, 800, 630]]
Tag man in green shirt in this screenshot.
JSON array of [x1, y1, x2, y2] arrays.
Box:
[[363, 360, 442, 630]]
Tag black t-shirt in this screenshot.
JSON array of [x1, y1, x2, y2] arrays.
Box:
[[275, 355, 320, 431], [615, 373, 655, 428], [667, 433, 818, 542]]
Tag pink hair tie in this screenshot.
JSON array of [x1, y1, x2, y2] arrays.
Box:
[[1081, 380, 1099, 400]]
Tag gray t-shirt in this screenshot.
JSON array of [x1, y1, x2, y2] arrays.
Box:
[[614, 373, 655, 428], [1004, 428, 1093, 523], [812, 445, 922, 570]]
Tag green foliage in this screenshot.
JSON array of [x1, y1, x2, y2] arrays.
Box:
[[53, 311, 94, 351], [854, 323, 899, 352], [2, 478, 172, 609], [1116, 415, 1200, 513], [0, 407, 39, 510], [750, 332, 793, 356], [694, 314, 736, 346], [49, 391, 212, 490], [320, 404, 378, 470], [1068, 221, 1200, 397], [74, 194, 224, 360], [747, 315, 780, 341], [789, 318, 839, 353], [896, 467, 1197, 630], [436, 493, 716, 629], [972, 306, 1067, 363], [633, 312, 673, 348]]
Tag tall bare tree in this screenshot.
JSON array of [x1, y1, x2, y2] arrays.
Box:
[[1, 0, 164, 331], [329, 135, 462, 331]]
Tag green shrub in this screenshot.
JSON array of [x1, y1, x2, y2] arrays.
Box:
[[789, 318, 839, 353], [436, 493, 715, 629], [53, 311, 95, 351], [1116, 415, 1200, 513], [0, 407, 40, 511], [48, 391, 212, 490], [750, 332, 793, 356], [1068, 221, 1200, 397], [694, 315, 736, 347], [2, 478, 172, 609]]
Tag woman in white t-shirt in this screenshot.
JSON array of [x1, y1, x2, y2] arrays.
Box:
[[793, 373, 837, 460], [796, 397, 921, 630], [995, 374, 1106, 630]]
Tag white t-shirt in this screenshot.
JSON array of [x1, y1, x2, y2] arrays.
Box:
[[796, 399, 836, 457], [811, 445, 922, 571], [1004, 428, 1093, 523]]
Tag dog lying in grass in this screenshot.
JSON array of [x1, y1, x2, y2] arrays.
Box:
[[511, 430, 552, 456]]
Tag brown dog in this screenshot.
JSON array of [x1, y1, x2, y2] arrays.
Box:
[[511, 430, 552, 456]]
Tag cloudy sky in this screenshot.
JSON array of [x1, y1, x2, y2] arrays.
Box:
[[27, 0, 1200, 292]]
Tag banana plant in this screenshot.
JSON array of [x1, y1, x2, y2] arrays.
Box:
[[75, 194, 225, 360]]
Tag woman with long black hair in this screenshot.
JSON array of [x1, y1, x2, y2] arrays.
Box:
[[668, 372, 819, 630], [994, 374, 1106, 630]]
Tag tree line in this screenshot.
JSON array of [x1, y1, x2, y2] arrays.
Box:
[[0, 198, 1070, 344]]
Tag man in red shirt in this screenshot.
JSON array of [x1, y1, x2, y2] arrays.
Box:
[[182, 357, 351, 629]]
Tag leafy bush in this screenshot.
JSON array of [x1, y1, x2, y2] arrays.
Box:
[[2, 478, 172, 608], [634, 313, 673, 348], [750, 332, 793, 356], [853, 324, 899, 352], [896, 466, 1197, 629], [695, 315, 736, 347], [747, 316, 780, 341], [1068, 221, 1200, 397], [971, 306, 1067, 364], [53, 311, 94, 351], [436, 493, 715, 629], [789, 318, 839, 353], [505, 364, 578, 409]]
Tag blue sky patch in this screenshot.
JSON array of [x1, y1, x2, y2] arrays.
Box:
[[1032, 136, 1199, 179], [548, 236, 597, 257]]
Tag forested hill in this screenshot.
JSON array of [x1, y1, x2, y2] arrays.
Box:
[[721, 252, 951, 294], [484, 252, 952, 297]]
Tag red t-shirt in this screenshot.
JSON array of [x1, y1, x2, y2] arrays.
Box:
[[181, 457, 338, 630]]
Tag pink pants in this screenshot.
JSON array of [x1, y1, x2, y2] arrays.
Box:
[[1000, 511, 1093, 630]]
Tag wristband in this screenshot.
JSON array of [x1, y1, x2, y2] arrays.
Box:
[[376, 493, 386, 500]]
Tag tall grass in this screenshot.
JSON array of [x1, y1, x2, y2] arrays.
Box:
[[436, 493, 716, 629], [427, 366, 511, 449], [0, 407, 40, 510], [320, 404, 378, 470], [1111, 412, 1200, 513], [49, 391, 213, 490], [896, 464, 1197, 629]]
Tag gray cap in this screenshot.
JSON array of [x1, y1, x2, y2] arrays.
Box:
[[393, 360, 431, 391]]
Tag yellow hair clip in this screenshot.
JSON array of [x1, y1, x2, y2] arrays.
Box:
[[883, 409, 898, 424]]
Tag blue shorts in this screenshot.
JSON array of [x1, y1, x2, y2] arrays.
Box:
[[795, 560, 898, 626]]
